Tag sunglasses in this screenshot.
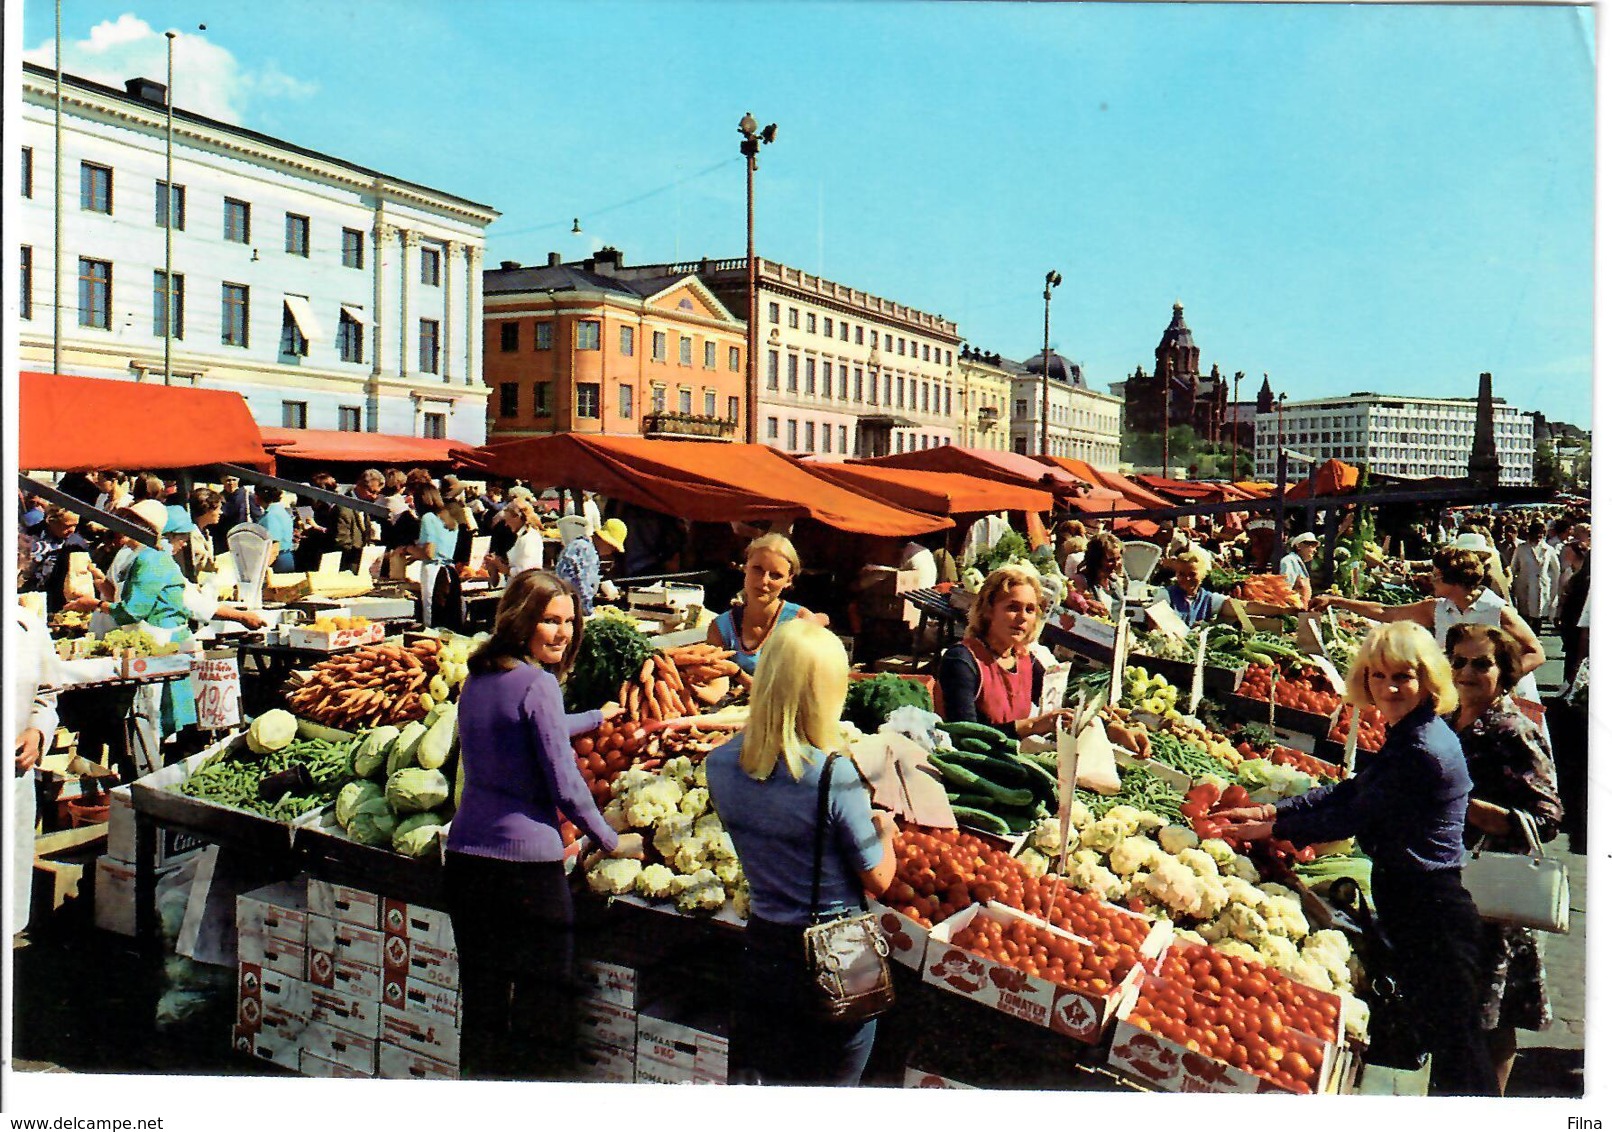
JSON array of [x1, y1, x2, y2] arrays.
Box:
[[1449, 655, 1497, 673]]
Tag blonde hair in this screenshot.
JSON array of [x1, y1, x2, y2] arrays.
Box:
[[966, 564, 1047, 640], [733, 532, 802, 607], [1344, 621, 1457, 715], [739, 618, 848, 782], [1170, 544, 1213, 583]]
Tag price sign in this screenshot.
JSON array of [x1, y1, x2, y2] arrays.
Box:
[[1039, 661, 1072, 719], [193, 656, 242, 730], [1188, 626, 1209, 716]]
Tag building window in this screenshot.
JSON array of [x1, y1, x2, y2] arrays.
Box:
[[946, 350, 952, 366], [786, 419, 799, 449], [922, 344, 930, 361], [500, 322, 520, 352], [577, 321, 601, 350], [679, 336, 693, 366], [855, 326, 865, 345], [224, 198, 251, 243], [895, 433, 904, 454], [705, 390, 717, 417], [854, 368, 864, 402], [419, 319, 441, 373], [767, 416, 779, 440], [21, 147, 32, 198], [788, 307, 800, 329], [787, 355, 799, 393], [337, 309, 364, 363], [155, 181, 185, 230], [576, 382, 600, 419], [153, 270, 184, 339], [823, 317, 833, 338], [281, 304, 309, 358], [944, 387, 952, 416], [652, 331, 668, 361], [619, 383, 634, 419], [838, 365, 848, 400], [898, 338, 907, 357], [884, 374, 893, 405], [704, 341, 717, 369], [80, 162, 112, 213], [806, 358, 817, 395], [19, 246, 32, 320], [499, 383, 519, 417], [282, 401, 308, 429], [840, 322, 849, 342], [77, 258, 111, 329], [534, 382, 552, 415], [805, 421, 816, 451], [922, 384, 930, 413], [420, 246, 441, 286], [806, 313, 817, 334], [768, 301, 780, 324], [727, 396, 740, 422], [338, 406, 362, 432], [535, 321, 553, 350], [652, 385, 667, 413], [896, 377, 905, 410], [342, 227, 365, 268], [884, 333, 893, 352], [620, 326, 635, 355], [838, 425, 848, 454], [767, 351, 780, 390], [422, 412, 446, 439], [221, 282, 249, 346], [679, 389, 693, 414], [729, 345, 741, 372], [285, 213, 310, 256]]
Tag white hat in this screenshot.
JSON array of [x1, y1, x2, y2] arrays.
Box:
[[1290, 531, 1320, 548], [1451, 532, 1491, 553]]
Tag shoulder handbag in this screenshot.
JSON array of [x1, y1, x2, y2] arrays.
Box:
[[801, 753, 896, 1024], [1462, 810, 1571, 934]]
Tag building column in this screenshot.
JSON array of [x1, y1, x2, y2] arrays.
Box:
[[399, 229, 419, 381], [441, 241, 458, 386], [368, 220, 395, 432], [464, 246, 482, 388]]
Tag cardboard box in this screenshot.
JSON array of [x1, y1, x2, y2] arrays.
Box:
[[237, 879, 311, 944], [1106, 974, 1337, 1095], [237, 962, 311, 1030], [308, 915, 385, 977], [575, 959, 642, 1010], [577, 996, 637, 1052], [378, 1043, 458, 1081], [238, 929, 308, 982], [382, 934, 459, 1003], [635, 1059, 727, 1086], [380, 897, 455, 949], [301, 1021, 381, 1076], [903, 1067, 978, 1089], [379, 1003, 461, 1064], [922, 903, 1147, 1044], [299, 1049, 375, 1079], [307, 878, 382, 930], [401, 977, 459, 1028], [120, 652, 194, 680], [867, 900, 933, 971], [92, 855, 183, 937], [233, 1019, 303, 1072], [105, 785, 208, 869], [284, 622, 385, 651], [328, 958, 383, 1003], [636, 1002, 728, 1081], [577, 1038, 636, 1084], [308, 983, 382, 1040], [56, 657, 122, 685]]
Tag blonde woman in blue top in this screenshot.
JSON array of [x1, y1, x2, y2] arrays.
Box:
[[707, 532, 825, 676]]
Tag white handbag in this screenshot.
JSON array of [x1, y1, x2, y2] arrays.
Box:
[[1462, 811, 1570, 934]]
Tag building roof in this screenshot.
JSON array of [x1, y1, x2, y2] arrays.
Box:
[[1157, 302, 1196, 354], [1020, 351, 1086, 387], [22, 62, 497, 219]]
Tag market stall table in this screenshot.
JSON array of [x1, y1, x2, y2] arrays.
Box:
[[233, 639, 368, 717], [55, 669, 195, 787]]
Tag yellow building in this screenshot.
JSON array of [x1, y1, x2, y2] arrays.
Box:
[[956, 348, 1016, 450]]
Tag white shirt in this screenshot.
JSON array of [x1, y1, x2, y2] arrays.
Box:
[[13, 606, 62, 748], [507, 528, 546, 578], [898, 543, 939, 590]]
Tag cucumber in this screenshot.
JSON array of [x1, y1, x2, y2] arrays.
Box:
[[938, 720, 1016, 751], [946, 791, 1008, 812], [927, 753, 1034, 808], [951, 805, 1011, 837], [1014, 756, 1060, 809], [998, 809, 1039, 834], [931, 748, 1033, 789], [952, 736, 997, 756]]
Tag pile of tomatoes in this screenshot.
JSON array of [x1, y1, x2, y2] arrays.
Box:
[[1234, 741, 1346, 782], [1236, 664, 1342, 719], [1328, 704, 1387, 752], [1182, 781, 1316, 866], [572, 720, 652, 807], [950, 912, 1143, 995], [885, 826, 1028, 927], [1127, 944, 1339, 1094]]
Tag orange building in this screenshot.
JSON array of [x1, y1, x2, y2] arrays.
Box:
[[483, 248, 747, 443]]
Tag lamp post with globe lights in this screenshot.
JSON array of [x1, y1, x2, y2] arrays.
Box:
[[739, 113, 778, 445]]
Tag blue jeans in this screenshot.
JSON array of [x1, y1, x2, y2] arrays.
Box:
[[731, 918, 877, 1086]]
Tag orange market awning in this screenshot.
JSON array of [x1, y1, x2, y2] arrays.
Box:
[[855, 446, 1080, 496], [1037, 456, 1175, 510], [1285, 459, 1362, 501], [259, 427, 464, 467], [20, 371, 272, 472], [807, 462, 1054, 516], [467, 434, 949, 538]]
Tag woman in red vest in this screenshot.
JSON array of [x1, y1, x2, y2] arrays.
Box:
[[938, 564, 1076, 740]]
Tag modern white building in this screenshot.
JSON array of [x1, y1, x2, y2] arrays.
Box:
[[16, 64, 499, 444], [1252, 391, 1533, 485], [1008, 353, 1123, 469]]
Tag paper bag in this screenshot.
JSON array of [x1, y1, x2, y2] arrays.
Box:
[[1066, 717, 1120, 795]]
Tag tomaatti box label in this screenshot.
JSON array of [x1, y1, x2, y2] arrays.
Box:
[[866, 899, 931, 971]]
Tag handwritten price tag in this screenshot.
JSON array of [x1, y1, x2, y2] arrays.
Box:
[[194, 656, 242, 730]]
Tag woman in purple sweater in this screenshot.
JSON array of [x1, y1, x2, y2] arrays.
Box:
[[445, 569, 642, 1081]]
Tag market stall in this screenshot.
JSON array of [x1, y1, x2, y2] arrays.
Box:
[[258, 427, 467, 479]]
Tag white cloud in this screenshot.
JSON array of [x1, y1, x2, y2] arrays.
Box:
[[23, 15, 317, 125]]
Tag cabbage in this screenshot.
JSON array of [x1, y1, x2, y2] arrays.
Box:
[[346, 798, 397, 846], [392, 812, 446, 858], [386, 767, 450, 814], [246, 709, 298, 756], [388, 721, 428, 776], [352, 726, 400, 778], [336, 780, 384, 828]]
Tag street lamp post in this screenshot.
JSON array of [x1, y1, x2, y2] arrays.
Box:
[[163, 30, 176, 384], [738, 113, 777, 446], [1040, 270, 1061, 456], [1231, 370, 1243, 481], [1162, 356, 1173, 478]]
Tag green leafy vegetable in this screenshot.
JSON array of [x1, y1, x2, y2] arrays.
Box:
[[841, 674, 934, 733]]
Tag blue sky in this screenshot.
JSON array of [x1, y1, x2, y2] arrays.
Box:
[[19, 1, 1596, 427]]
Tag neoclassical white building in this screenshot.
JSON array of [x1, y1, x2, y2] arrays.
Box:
[[1007, 352, 1123, 469], [16, 64, 498, 443]]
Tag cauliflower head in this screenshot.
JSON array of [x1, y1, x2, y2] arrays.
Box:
[[1080, 817, 1127, 854], [678, 787, 711, 819], [1211, 938, 1262, 963], [1216, 902, 1270, 944], [634, 863, 678, 900], [653, 813, 695, 858], [1110, 836, 1163, 877], [1016, 847, 1051, 879], [1199, 838, 1238, 868], [586, 858, 643, 896], [1176, 847, 1220, 881], [673, 868, 727, 914]]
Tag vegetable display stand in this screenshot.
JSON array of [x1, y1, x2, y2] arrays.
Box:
[[1222, 692, 1339, 739], [1130, 653, 1246, 696]]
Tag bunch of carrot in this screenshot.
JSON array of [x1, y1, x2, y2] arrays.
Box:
[[1231, 573, 1303, 608], [285, 637, 442, 730], [614, 644, 747, 722]]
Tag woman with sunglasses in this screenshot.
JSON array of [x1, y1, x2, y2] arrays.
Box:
[[1444, 623, 1564, 1095]]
